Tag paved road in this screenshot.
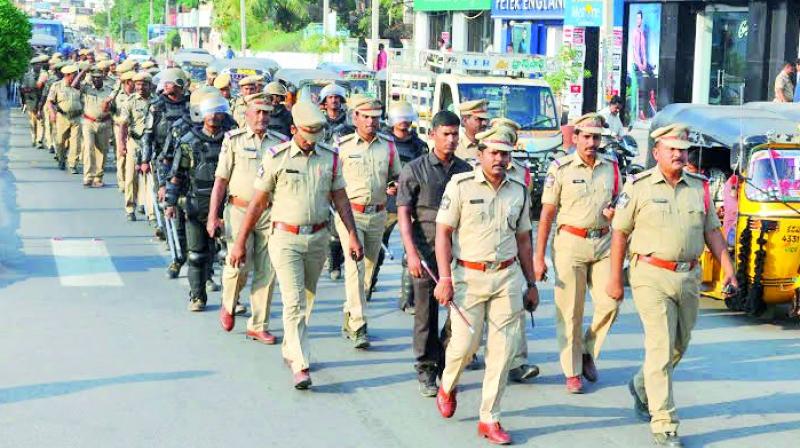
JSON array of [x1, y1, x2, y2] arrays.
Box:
[[1, 109, 799, 447]]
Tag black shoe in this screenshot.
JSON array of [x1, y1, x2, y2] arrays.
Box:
[[137, 205, 145, 215], [629, 379, 651, 422], [126, 212, 136, 222], [58, 160, 66, 170], [70, 166, 79, 174], [49, 146, 55, 154], [653, 432, 682, 447], [166, 262, 181, 279], [418, 371, 438, 397], [343, 324, 370, 349], [509, 364, 540, 383]]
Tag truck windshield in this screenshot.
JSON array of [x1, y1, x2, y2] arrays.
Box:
[[458, 83, 558, 131], [31, 23, 63, 43], [745, 149, 800, 202]]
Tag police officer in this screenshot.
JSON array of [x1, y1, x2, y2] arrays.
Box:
[[165, 91, 235, 312], [265, 81, 293, 137], [80, 66, 114, 187], [534, 113, 622, 394], [397, 110, 471, 396], [228, 101, 364, 389], [454, 99, 489, 161], [21, 55, 49, 148], [112, 69, 136, 193], [40, 59, 64, 155], [206, 66, 218, 87], [47, 64, 84, 172], [210, 95, 287, 342], [336, 94, 402, 349], [119, 72, 153, 221], [318, 82, 354, 281], [433, 130, 538, 446], [214, 74, 232, 100], [371, 102, 428, 306], [607, 124, 736, 447], [230, 75, 263, 127]]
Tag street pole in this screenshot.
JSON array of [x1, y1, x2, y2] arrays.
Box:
[[165, 0, 169, 25], [240, 0, 247, 55], [369, 0, 378, 68], [105, 0, 111, 49], [196, 6, 201, 47], [323, 0, 330, 36], [149, 0, 153, 27]]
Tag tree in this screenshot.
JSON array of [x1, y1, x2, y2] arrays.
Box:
[[0, 0, 32, 85]]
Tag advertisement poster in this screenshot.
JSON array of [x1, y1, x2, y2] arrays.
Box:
[[626, 3, 661, 126], [504, 23, 532, 54], [562, 26, 587, 120]]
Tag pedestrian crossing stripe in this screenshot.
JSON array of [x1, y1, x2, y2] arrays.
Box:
[[51, 238, 123, 287]]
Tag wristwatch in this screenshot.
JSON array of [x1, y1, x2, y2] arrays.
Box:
[[526, 280, 537, 288]]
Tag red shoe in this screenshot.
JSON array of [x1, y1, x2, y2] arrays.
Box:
[[436, 386, 457, 418], [478, 421, 512, 445], [293, 369, 312, 390], [246, 330, 277, 345], [566, 376, 584, 394], [219, 306, 234, 332], [582, 353, 598, 383]]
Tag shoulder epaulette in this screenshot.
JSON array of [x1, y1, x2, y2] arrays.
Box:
[[268, 129, 290, 142], [377, 132, 395, 142], [552, 154, 573, 169], [631, 170, 653, 183], [226, 128, 248, 139], [337, 133, 356, 145], [268, 141, 292, 157], [452, 171, 476, 184], [317, 142, 336, 153]]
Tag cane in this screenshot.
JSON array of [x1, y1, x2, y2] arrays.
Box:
[[420, 260, 475, 334]]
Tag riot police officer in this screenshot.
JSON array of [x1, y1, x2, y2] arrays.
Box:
[[165, 91, 235, 312], [265, 81, 293, 137]]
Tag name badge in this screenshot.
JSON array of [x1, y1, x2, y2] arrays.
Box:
[[348, 154, 362, 159], [653, 198, 668, 203], [469, 199, 484, 204], [285, 169, 300, 174], [572, 179, 586, 184], [243, 147, 256, 152]]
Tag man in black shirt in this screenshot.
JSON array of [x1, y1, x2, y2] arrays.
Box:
[[397, 111, 471, 396]]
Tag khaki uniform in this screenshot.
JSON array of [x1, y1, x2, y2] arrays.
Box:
[[454, 130, 480, 161], [612, 167, 719, 434], [113, 89, 131, 191], [48, 79, 83, 167], [81, 83, 114, 183], [120, 93, 150, 214], [42, 71, 58, 150], [436, 167, 531, 423], [21, 68, 44, 145], [334, 132, 402, 333], [253, 139, 345, 373], [541, 151, 622, 377], [216, 127, 286, 331], [230, 96, 248, 128]]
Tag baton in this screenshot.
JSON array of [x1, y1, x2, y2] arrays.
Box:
[[381, 242, 395, 260], [420, 260, 475, 334]]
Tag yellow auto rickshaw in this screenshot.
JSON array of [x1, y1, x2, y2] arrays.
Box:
[[649, 104, 800, 317]]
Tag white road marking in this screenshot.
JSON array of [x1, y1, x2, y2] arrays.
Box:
[[51, 238, 123, 287]]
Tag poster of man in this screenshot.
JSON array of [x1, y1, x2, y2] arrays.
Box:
[[626, 4, 661, 125], [506, 23, 532, 54]]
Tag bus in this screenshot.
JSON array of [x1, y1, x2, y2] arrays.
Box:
[[29, 18, 73, 53]]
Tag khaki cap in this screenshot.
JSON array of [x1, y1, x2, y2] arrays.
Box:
[[96, 52, 110, 61], [238, 75, 264, 87], [459, 99, 490, 118], [140, 60, 156, 69], [78, 61, 92, 71], [651, 123, 692, 149], [132, 72, 152, 83], [78, 49, 89, 56], [61, 64, 79, 75], [117, 60, 135, 74], [206, 66, 219, 76], [265, 81, 287, 96], [53, 61, 67, 70], [96, 60, 113, 70], [52, 52, 63, 59], [213, 73, 231, 89], [291, 101, 327, 143], [31, 55, 49, 64], [120, 71, 136, 81], [572, 113, 606, 135], [476, 126, 515, 152], [349, 94, 383, 117], [491, 117, 521, 132], [247, 96, 274, 113]]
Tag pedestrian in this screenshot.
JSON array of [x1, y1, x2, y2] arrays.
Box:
[[397, 110, 471, 396], [226, 45, 235, 59], [534, 113, 622, 394], [606, 123, 737, 447], [228, 101, 364, 389], [598, 95, 625, 137], [165, 91, 235, 312], [374, 43, 388, 72], [455, 99, 489, 161], [118, 48, 127, 62], [335, 94, 402, 349], [80, 66, 114, 188], [374, 101, 428, 311], [210, 95, 287, 343], [119, 71, 153, 221], [265, 81, 293, 138], [793, 59, 800, 102], [773, 61, 794, 102], [46, 64, 83, 172], [433, 127, 538, 445]]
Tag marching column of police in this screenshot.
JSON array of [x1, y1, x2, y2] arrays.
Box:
[[19, 50, 741, 447]]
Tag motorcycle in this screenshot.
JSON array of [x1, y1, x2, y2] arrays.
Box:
[[601, 134, 644, 178]]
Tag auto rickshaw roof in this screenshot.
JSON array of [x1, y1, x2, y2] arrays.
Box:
[[274, 69, 343, 86], [745, 102, 800, 122], [174, 52, 215, 66], [210, 57, 281, 74], [317, 62, 371, 73]]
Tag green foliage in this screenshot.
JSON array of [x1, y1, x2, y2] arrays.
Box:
[[213, 0, 312, 51], [0, 0, 33, 84], [543, 45, 592, 98], [166, 29, 181, 50], [300, 33, 344, 55], [354, 0, 404, 39], [93, 0, 167, 46]]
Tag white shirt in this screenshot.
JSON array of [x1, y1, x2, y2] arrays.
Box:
[[599, 107, 625, 137]]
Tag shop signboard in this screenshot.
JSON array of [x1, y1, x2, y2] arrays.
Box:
[[491, 0, 564, 19], [421, 49, 556, 76], [562, 25, 587, 120], [414, 0, 491, 12], [564, 0, 603, 27], [626, 3, 661, 126]]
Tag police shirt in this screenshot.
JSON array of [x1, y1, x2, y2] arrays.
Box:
[[612, 167, 721, 262], [121, 93, 150, 139], [81, 83, 114, 122], [337, 132, 402, 207], [454, 129, 480, 161]]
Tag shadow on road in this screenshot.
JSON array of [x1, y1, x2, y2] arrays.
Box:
[[0, 370, 215, 405]]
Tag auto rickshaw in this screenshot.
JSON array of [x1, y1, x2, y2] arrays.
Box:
[[211, 57, 281, 95], [648, 104, 800, 317], [274, 69, 351, 106], [173, 51, 215, 88], [316, 62, 377, 97]]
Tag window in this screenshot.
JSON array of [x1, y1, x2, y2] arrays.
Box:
[[745, 150, 800, 202], [466, 11, 493, 52], [458, 83, 558, 130]]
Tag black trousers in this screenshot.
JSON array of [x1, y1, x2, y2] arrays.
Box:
[[412, 258, 449, 376]]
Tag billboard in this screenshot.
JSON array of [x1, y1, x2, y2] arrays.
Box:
[[414, 0, 491, 12], [625, 3, 661, 126]]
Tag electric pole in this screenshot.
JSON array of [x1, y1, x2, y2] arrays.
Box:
[[240, 0, 247, 55], [149, 0, 153, 26], [369, 0, 378, 67]]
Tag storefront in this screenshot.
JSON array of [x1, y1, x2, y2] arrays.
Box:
[[412, 0, 494, 52], [622, 0, 800, 126], [490, 0, 565, 56]]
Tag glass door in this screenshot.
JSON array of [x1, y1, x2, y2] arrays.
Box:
[[708, 10, 749, 105]]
